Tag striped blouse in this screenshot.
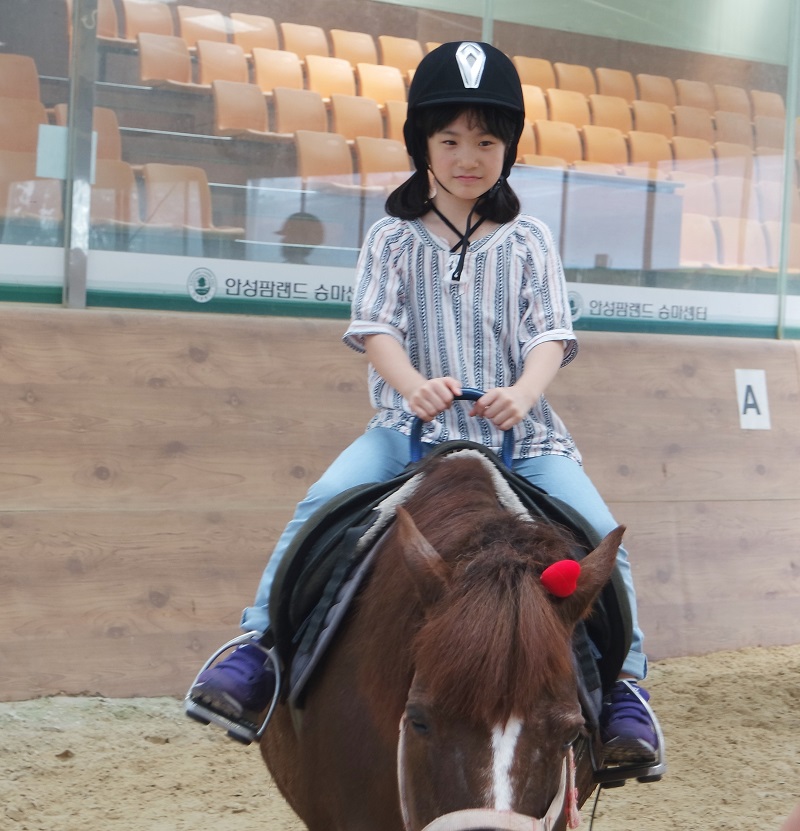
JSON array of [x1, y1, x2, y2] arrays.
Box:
[[343, 214, 581, 462]]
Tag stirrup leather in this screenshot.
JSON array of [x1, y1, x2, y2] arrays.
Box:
[[183, 631, 281, 745], [592, 680, 667, 786]]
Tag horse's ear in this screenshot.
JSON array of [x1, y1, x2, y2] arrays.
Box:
[[395, 505, 449, 609], [558, 525, 625, 624]]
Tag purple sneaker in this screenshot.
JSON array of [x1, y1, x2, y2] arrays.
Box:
[[189, 643, 275, 723], [600, 680, 658, 765]]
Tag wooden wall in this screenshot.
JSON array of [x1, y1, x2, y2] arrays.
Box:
[[1, 304, 799, 701]]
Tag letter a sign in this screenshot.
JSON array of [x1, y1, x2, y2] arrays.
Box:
[[734, 369, 771, 430]]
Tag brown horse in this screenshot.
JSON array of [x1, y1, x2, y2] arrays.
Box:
[[261, 450, 623, 831]]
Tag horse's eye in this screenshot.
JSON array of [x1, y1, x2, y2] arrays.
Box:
[[405, 707, 430, 736]]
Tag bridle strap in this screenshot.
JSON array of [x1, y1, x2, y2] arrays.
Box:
[[418, 751, 574, 831]]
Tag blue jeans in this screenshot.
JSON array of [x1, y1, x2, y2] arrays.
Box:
[[241, 427, 647, 679]]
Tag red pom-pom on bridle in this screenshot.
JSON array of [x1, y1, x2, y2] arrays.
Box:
[[540, 559, 581, 598]]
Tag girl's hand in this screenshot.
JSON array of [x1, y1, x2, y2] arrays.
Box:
[[470, 386, 534, 431], [407, 377, 462, 422]]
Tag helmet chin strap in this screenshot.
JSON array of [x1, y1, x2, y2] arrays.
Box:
[[427, 170, 505, 282]]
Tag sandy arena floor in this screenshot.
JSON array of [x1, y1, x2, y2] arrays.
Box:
[[2, 644, 799, 831]]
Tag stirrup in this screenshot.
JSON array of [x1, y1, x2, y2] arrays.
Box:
[[592, 680, 668, 787], [183, 631, 281, 745]]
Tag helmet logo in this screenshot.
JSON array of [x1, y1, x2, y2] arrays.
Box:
[[455, 42, 486, 89]]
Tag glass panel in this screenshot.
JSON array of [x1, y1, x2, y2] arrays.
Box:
[[0, 0, 797, 335]]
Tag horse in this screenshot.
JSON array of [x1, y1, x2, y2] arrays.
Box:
[[260, 448, 623, 831]]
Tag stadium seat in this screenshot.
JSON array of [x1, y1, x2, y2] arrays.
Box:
[[636, 73, 677, 109], [671, 136, 715, 176], [756, 179, 800, 223], [520, 154, 568, 169], [714, 110, 754, 148], [176, 6, 229, 50], [252, 48, 304, 98], [0, 97, 48, 153], [141, 162, 243, 236], [669, 171, 718, 216], [716, 216, 770, 268], [330, 94, 383, 143], [631, 100, 674, 138], [52, 104, 122, 160], [92, 158, 142, 227], [533, 120, 583, 165], [626, 130, 673, 177], [384, 100, 407, 142], [272, 87, 328, 136], [196, 40, 248, 86], [513, 56, 556, 90], [522, 85, 548, 123], [589, 94, 633, 132], [378, 35, 424, 77], [230, 13, 279, 57], [119, 0, 174, 41], [580, 125, 628, 169], [750, 90, 785, 119], [330, 29, 379, 68], [546, 88, 591, 128], [675, 79, 715, 113], [0, 54, 41, 101], [763, 220, 800, 269], [294, 129, 358, 188], [714, 174, 757, 220], [306, 55, 357, 104], [554, 62, 596, 96], [354, 135, 411, 188], [713, 84, 752, 118], [212, 80, 271, 140], [679, 212, 719, 266], [595, 67, 637, 104], [673, 105, 715, 143], [516, 121, 535, 160], [714, 141, 754, 180], [356, 63, 407, 109], [279, 22, 330, 61], [754, 115, 785, 149]]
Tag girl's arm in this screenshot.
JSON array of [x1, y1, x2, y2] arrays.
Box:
[[363, 333, 462, 422], [470, 339, 566, 431]]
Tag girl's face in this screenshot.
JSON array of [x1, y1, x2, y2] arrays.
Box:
[[426, 112, 507, 207]]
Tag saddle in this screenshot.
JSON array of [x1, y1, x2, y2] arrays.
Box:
[[269, 440, 632, 719]]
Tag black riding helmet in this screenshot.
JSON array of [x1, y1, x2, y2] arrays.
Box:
[[404, 41, 525, 179]]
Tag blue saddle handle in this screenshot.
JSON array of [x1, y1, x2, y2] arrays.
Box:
[[409, 387, 515, 469]]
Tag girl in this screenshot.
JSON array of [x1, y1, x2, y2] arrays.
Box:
[[188, 41, 660, 769]]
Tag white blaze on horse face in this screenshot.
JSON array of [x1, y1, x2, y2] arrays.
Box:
[[490, 717, 523, 811]]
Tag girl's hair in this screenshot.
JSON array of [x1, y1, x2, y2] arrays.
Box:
[[386, 104, 521, 222]]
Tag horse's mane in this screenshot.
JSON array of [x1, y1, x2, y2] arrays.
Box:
[[357, 454, 579, 727]]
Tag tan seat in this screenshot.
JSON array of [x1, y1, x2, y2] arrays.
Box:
[[0, 97, 49, 152], [714, 174, 757, 220], [516, 121, 535, 160], [272, 87, 327, 136], [212, 80, 271, 140], [96, 0, 121, 40], [595, 68, 636, 104], [378, 35, 423, 78], [306, 55, 357, 104], [384, 100, 407, 142], [142, 162, 243, 235], [52, 104, 122, 160], [671, 135, 715, 176], [533, 120, 583, 165], [176, 5, 229, 50], [92, 158, 142, 227], [589, 94, 632, 132], [330, 29, 378, 68], [714, 110, 754, 148], [546, 88, 591, 128], [512, 56, 555, 90], [679, 212, 719, 266], [673, 105, 715, 143], [137, 33, 205, 91], [750, 90, 785, 119], [252, 48, 304, 98], [330, 94, 383, 143], [553, 62, 596, 96], [763, 220, 800, 269], [626, 130, 673, 178], [520, 154, 568, 170], [669, 171, 718, 216], [356, 63, 407, 109], [631, 100, 674, 139], [522, 85, 548, 123], [294, 130, 359, 191], [230, 13, 278, 57], [675, 79, 715, 113], [713, 84, 752, 119], [636, 73, 677, 109], [119, 0, 174, 41], [0, 54, 41, 101], [716, 216, 770, 268], [756, 180, 800, 223], [196, 40, 248, 86], [580, 125, 628, 169], [714, 142, 754, 180], [354, 135, 411, 189], [279, 21, 329, 61], [0, 148, 62, 227], [754, 115, 785, 150]]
